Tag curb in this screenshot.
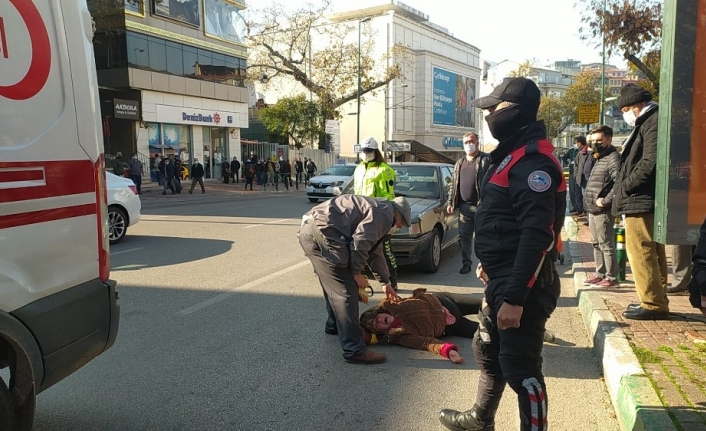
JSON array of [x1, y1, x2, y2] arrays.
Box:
[[565, 218, 674, 431]]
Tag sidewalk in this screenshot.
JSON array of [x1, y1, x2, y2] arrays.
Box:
[[566, 215, 706, 431], [139, 178, 305, 197]]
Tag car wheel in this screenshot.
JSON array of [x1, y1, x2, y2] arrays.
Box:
[[421, 228, 442, 273], [108, 206, 128, 244], [308, 198, 319, 203], [0, 371, 34, 431]]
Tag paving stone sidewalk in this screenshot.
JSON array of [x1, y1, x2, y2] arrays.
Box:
[[567, 214, 706, 431]]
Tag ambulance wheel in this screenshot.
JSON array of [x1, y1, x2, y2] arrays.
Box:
[[108, 206, 128, 244], [421, 228, 442, 273], [0, 376, 17, 431]]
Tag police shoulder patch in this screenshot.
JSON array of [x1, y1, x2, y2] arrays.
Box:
[[496, 155, 512, 173], [527, 170, 552, 192]]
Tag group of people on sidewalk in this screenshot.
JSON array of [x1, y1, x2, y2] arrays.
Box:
[[566, 84, 702, 321], [299, 77, 566, 431]]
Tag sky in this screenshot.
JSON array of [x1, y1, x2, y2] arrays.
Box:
[[254, 0, 626, 69]]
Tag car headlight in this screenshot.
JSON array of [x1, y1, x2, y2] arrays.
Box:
[[330, 181, 344, 187], [410, 221, 422, 235], [306, 181, 312, 186]]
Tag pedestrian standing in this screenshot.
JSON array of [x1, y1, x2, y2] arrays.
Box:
[[561, 145, 579, 213], [667, 245, 694, 295], [583, 125, 620, 288], [230, 157, 241, 183], [446, 132, 491, 275], [439, 77, 566, 431], [161, 158, 177, 195], [688, 216, 706, 316], [298, 194, 409, 364], [128, 153, 143, 194], [573, 136, 590, 216], [188, 158, 205, 194], [353, 137, 399, 291], [613, 84, 668, 320]]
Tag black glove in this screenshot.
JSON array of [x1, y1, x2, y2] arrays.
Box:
[[689, 267, 706, 310]]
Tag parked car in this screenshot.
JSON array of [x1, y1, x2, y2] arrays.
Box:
[[306, 163, 357, 202], [340, 162, 458, 273], [106, 172, 142, 244]]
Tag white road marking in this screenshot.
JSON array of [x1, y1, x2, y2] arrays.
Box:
[[176, 260, 310, 316], [242, 218, 290, 229], [110, 247, 143, 256]]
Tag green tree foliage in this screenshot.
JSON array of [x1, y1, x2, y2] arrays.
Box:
[[559, 70, 603, 128], [259, 95, 323, 149], [577, 0, 662, 90], [538, 95, 564, 140]]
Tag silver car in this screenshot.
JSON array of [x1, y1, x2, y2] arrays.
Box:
[[306, 164, 357, 203]]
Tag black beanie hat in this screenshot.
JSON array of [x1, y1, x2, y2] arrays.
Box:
[[618, 84, 652, 109]]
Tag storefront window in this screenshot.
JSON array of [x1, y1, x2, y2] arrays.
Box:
[[203, 127, 228, 179], [147, 123, 191, 159], [204, 0, 246, 45]]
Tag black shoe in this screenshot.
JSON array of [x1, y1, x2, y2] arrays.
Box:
[[324, 326, 338, 335], [667, 286, 689, 296], [622, 306, 669, 320], [439, 407, 495, 431], [460, 265, 472, 275]]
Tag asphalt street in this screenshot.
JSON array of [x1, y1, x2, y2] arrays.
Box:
[[33, 189, 619, 431]]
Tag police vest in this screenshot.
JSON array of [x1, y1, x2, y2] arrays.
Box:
[[489, 139, 567, 193]]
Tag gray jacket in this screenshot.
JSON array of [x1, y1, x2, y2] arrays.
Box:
[[307, 194, 393, 283], [446, 152, 492, 209], [128, 159, 143, 176]]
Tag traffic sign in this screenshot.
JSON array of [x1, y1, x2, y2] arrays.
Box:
[[386, 142, 411, 152], [577, 103, 600, 124]]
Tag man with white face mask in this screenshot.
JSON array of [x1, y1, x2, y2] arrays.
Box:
[[613, 84, 669, 320], [446, 132, 492, 274]]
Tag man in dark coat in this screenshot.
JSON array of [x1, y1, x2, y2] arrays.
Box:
[[188, 157, 205, 194], [230, 157, 241, 183], [613, 84, 668, 320]]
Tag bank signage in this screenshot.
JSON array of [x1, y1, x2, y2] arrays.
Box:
[[114, 99, 140, 120], [441, 136, 463, 149], [155, 104, 241, 126]]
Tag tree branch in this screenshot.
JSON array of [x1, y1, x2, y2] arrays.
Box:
[[334, 78, 392, 107], [623, 51, 659, 90]]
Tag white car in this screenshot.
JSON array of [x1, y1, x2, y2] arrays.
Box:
[[306, 164, 357, 202], [106, 172, 142, 244]]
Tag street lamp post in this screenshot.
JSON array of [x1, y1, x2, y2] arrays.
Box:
[[356, 17, 371, 161], [600, 0, 607, 122]]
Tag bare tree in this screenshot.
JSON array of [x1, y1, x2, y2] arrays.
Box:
[[245, 1, 404, 124]]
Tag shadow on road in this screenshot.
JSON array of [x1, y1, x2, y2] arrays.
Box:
[[110, 235, 234, 271]]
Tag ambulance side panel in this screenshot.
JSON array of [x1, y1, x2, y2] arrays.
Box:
[[0, 0, 118, 391]]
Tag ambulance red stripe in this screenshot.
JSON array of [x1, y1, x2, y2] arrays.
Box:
[[0, 160, 96, 203], [0, 203, 96, 230]]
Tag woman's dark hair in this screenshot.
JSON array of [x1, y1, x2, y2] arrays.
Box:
[[371, 149, 385, 164]]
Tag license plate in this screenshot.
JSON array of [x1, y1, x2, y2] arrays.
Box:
[[314, 189, 328, 194]]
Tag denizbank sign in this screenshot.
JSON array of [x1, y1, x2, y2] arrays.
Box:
[[155, 104, 240, 126]]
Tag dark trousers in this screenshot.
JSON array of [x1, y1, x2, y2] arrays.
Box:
[[436, 292, 482, 337], [189, 177, 205, 193], [573, 182, 584, 213], [568, 172, 579, 212], [473, 272, 560, 430], [299, 223, 366, 359], [459, 201, 477, 267], [382, 235, 398, 287], [245, 176, 254, 190], [130, 174, 142, 194]]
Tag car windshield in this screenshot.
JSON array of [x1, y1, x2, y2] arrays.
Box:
[[319, 165, 356, 176], [392, 166, 439, 199]]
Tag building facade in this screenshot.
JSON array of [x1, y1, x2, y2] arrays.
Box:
[[329, 1, 482, 160], [91, 0, 249, 179]]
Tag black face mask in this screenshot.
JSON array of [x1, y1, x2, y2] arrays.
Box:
[[485, 104, 535, 142]]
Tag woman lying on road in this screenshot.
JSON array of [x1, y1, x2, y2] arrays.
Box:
[[359, 288, 482, 364]]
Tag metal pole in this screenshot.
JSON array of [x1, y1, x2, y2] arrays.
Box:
[[600, 0, 607, 123], [356, 19, 362, 162], [384, 83, 389, 160]]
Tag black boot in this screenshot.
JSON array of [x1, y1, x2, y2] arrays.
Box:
[[390, 274, 398, 292], [439, 405, 495, 431]]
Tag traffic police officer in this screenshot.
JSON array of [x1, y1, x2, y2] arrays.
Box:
[[353, 137, 399, 290], [298, 194, 410, 364], [439, 77, 566, 431]]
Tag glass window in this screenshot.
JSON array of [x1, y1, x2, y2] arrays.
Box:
[[392, 166, 440, 199], [197, 48, 213, 80], [183, 45, 198, 77], [125, 0, 143, 14], [153, 0, 200, 27], [127, 32, 149, 68], [212, 52, 225, 81], [166, 41, 184, 75], [148, 36, 167, 72], [162, 124, 191, 155], [93, 33, 110, 70], [204, 0, 246, 45]]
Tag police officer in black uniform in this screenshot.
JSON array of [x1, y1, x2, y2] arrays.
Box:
[[439, 77, 566, 431]]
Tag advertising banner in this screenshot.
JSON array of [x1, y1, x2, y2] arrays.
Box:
[[432, 67, 476, 128]]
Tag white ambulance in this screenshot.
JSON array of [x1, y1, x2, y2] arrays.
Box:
[[0, 1, 119, 429]]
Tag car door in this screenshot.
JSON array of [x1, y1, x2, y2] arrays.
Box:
[[440, 166, 459, 244]]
